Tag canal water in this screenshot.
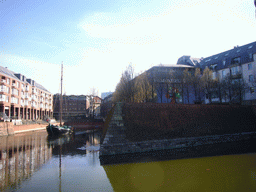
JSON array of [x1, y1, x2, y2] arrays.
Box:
[[1, 130, 256, 192]]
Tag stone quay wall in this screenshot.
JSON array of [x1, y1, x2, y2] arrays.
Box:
[[100, 103, 256, 165], [0, 122, 49, 136], [0, 122, 14, 136]]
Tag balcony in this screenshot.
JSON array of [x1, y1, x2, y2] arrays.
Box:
[[31, 96, 37, 101], [0, 88, 6, 93], [32, 89, 37, 94], [1, 79, 6, 84], [231, 72, 242, 79], [0, 97, 5, 102]]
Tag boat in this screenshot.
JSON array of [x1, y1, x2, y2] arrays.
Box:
[[46, 124, 73, 136], [46, 62, 73, 136]]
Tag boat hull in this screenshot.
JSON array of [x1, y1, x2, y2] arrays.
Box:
[[46, 124, 72, 136]]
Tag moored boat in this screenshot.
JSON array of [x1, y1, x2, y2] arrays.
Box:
[[46, 124, 73, 136], [46, 62, 73, 136]]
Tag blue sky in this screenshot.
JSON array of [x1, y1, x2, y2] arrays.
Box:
[[0, 0, 255, 96]]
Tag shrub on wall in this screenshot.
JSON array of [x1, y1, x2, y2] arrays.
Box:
[[123, 103, 256, 142]]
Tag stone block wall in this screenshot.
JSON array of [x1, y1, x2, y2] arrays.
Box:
[[0, 122, 14, 136]]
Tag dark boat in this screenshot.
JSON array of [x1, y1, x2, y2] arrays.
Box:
[[46, 62, 73, 136], [46, 124, 72, 136]]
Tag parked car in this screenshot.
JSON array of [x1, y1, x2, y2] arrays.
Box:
[[0, 112, 11, 122]]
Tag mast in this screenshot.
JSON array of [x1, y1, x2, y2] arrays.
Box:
[[60, 62, 63, 126]]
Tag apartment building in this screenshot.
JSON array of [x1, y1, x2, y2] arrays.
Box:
[[198, 41, 256, 104], [0, 66, 53, 120]]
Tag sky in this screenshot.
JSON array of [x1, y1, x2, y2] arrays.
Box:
[[0, 0, 255, 96]]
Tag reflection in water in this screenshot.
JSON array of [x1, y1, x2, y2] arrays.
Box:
[[5, 129, 110, 192], [103, 153, 256, 192], [2, 129, 256, 192], [0, 131, 52, 192]]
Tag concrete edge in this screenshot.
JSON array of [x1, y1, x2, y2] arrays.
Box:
[[14, 127, 46, 134]]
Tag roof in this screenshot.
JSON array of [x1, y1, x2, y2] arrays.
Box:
[[0, 66, 20, 81], [150, 64, 194, 69], [0, 65, 50, 93], [177, 55, 201, 66], [199, 41, 256, 70]]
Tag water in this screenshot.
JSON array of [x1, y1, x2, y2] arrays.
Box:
[[1, 130, 256, 192]]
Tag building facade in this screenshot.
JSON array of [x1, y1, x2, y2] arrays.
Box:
[[91, 96, 102, 117], [146, 64, 196, 104], [53, 94, 89, 120], [101, 93, 114, 118], [198, 41, 256, 104], [0, 66, 53, 120]]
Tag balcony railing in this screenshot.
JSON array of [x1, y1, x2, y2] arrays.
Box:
[[0, 98, 5, 102], [0, 88, 6, 92], [231, 72, 242, 79], [1, 79, 6, 84]]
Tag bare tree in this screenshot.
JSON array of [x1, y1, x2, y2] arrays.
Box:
[[201, 67, 214, 104], [134, 71, 155, 102], [191, 68, 202, 103], [113, 64, 136, 103], [183, 68, 192, 104]]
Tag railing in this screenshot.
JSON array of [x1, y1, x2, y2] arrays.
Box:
[[231, 72, 242, 79]]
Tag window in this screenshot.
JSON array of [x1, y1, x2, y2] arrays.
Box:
[[222, 70, 226, 78], [210, 64, 217, 71], [7, 78, 10, 85], [249, 75, 254, 82], [0, 94, 5, 101], [231, 66, 240, 75], [212, 72, 216, 79], [0, 85, 6, 92], [223, 60, 226, 66], [248, 63, 252, 70], [231, 57, 241, 64]]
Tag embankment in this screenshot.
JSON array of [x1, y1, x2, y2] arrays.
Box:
[[0, 122, 48, 136], [100, 103, 256, 165]]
